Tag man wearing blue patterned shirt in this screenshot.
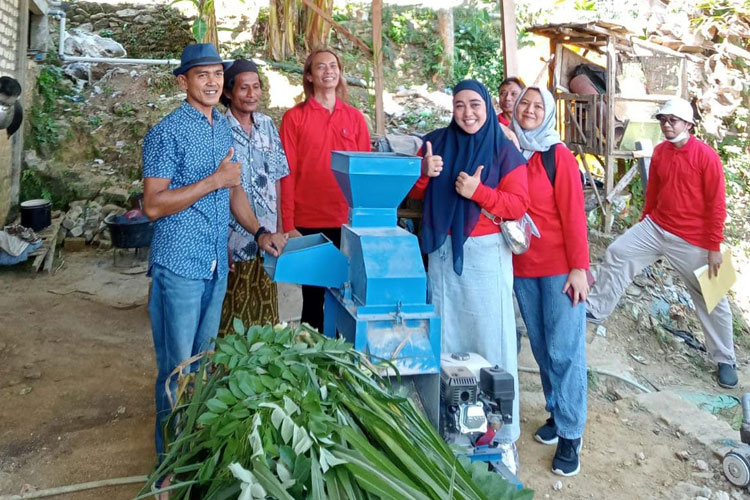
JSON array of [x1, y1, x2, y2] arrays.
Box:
[[142, 44, 285, 463]]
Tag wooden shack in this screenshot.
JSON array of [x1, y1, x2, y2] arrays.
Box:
[[528, 21, 689, 229]]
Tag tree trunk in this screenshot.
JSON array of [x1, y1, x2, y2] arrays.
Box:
[[437, 8, 454, 87], [304, 0, 333, 50], [499, 0, 518, 78], [202, 0, 219, 49], [268, 0, 282, 60], [268, 0, 297, 61]]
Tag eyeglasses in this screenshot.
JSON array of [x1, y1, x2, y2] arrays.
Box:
[[657, 116, 685, 126]]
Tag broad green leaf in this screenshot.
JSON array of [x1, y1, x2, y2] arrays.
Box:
[[218, 342, 239, 356], [229, 407, 250, 420], [251, 376, 266, 393], [268, 361, 283, 378], [247, 324, 262, 344], [192, 18, 208, 43], [234, 337, 249, 356], [308, 418, 329, 437], [301, 389, 322, 414], [212, 351, 230, 366], [196, 411, 219, 426], [216, 388, 238, 406], [228, 379, 245, 400], [238, 380, 255, 397], [279, 445, 296, 469], [260, 375, 279, 390], [205, 398, 228, 413], [281, 369, 298, 385], [292, 454, 312, 485], [232, 317, 245, 335], [249, 341, 266, 352]]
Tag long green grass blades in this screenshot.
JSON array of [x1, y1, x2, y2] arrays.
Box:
[[136, 323, 533, 499]]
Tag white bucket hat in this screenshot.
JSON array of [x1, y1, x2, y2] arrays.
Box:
[[655, 98, 695, 124]]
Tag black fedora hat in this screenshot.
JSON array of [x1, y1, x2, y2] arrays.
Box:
[[173, 43, 230, 76]]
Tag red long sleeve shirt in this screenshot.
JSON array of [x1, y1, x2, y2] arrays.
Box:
[[409, 163, 529, 237], [513, 143, 590, 278], [279, 97, 371, 231], [641, 135, 726, 251]]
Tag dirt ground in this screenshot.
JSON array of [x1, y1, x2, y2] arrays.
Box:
[[2, 249, 749, 500]]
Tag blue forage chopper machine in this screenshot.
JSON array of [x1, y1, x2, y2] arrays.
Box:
[[264, 151, 519, 485]]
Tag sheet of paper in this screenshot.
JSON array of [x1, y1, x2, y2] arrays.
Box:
[[693, 249, 737, 314]]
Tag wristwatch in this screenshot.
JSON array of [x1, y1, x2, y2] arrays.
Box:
[[254, 226, 269, 241]]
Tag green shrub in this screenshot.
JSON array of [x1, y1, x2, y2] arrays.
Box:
[[26, 65, 71, 158]]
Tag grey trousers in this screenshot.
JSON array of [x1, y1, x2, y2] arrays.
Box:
[[587, 217, 735, 365]]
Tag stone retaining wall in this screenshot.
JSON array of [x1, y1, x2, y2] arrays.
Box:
[[65, 2, 194, 59]]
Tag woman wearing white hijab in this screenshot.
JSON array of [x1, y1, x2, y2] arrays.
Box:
[[511, 86, 590, 477]]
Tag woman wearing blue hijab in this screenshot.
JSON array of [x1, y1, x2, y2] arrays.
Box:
[[409, 79, 529, 474]]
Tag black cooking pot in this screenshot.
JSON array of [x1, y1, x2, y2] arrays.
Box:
[[20, 199, 52, 231], [104, 213, 155, 248]]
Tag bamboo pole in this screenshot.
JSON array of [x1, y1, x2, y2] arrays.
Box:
[[372, 0, 384, 135], [604, 34, 617, 232]]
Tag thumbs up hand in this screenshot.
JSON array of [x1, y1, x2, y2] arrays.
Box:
[[421, 141, 443, 178], [455, 165, 484, 199], [214, 147, 242, 189]]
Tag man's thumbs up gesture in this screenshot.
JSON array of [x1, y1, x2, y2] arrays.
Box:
[[455, 165, 484, 199], [214, 147, 242, 189], [421, 141, 443, 178]]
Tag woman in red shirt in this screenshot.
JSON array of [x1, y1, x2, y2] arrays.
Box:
[[511, 86, 590, 477], [410, 79, 528, 475]]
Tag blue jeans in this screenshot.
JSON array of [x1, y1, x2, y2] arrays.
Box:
[[514, 274, 587, 439], [149, 264, 228, 459]]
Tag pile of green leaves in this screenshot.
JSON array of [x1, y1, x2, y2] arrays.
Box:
[[138, 323, 533, 500]]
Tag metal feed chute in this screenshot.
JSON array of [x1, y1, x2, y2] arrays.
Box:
[[264, 151, 441, 425]]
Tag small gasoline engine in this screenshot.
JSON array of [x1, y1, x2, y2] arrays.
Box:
[[440, 352, 515, 464]]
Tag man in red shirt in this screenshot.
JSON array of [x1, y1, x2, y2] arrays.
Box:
[[280, 48, 371, 331], [586, 98, 736, 388]]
